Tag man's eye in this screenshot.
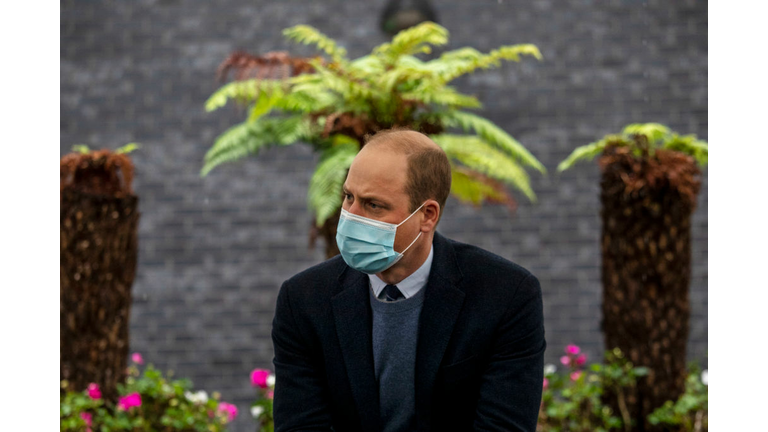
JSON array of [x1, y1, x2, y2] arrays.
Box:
[[368, 202, 379, 209], [344, 193, 352, 200]]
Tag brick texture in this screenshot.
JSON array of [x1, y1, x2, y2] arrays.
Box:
[[61, 0, 707, 430]]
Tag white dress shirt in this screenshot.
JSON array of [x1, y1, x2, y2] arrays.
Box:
[[369, 244, 434, 300]]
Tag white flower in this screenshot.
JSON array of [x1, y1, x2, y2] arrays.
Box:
[[184, 390, 209, 404], [267, 374, 276, 387], [544, 364, 557, 376], [701, 369, 708, 385], [251, 405, 265, 418]]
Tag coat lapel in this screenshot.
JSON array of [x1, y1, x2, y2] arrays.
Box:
[[332, 268, 381, 432], [414, 232, 465, 431]]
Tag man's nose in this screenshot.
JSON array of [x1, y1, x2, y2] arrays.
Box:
[[347, 201, 364, 216]]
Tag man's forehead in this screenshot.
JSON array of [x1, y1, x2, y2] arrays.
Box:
[[346, 147, 408, 195]]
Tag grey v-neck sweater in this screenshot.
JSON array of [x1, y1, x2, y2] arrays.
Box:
[[370, 287, 426, 432]]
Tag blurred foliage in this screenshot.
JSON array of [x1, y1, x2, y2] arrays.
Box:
[[539, 346, 708, 432], [71, 143, 141, 155], [204, 22, 546, 226], [647, 364, 708, 431], [557, 123, 708, 172], [60, 360, 235, 431]]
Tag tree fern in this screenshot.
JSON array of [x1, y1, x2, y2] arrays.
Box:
[[307, 135, 359, 226], [374, 21, 448, 64], [205, 79, 276, 112], [282, 25, 348, 64], [432, 134, 536, 201], [663, 134, 708, 167], [558, 124, 708, 172], [622, 123, 670, 145], [205, 21, 545, 226], [201, 116, 310, 176], [450, 167, 510, 206], [556, 135, 622, 172], [443, 110, 546, 173]]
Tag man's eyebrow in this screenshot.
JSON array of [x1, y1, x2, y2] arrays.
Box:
[[341, 186, 391, 205]]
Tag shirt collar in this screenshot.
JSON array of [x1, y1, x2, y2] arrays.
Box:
[[369, 244, 434, 299]]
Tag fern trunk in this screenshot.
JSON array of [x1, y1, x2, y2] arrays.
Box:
[[317, 209, 341, 259], [599, 143, 701, 431], [60, 152, 139, 402]]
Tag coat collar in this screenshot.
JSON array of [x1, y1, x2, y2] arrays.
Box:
[[332, 232, 465, 431]]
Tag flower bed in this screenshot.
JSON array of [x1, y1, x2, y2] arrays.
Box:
[[60, 353, 237, 431]]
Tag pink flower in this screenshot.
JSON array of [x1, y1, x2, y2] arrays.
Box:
[[250, 369, 271, 389], [560, 355, 571, 366], [570, 371, 583, 382], [117, 392, 142, 411], [575, 354, 587, 366], [80, 412, 93, 432], [542, 378, 549, 389], [565, 344, 581, 355], [86, 383, 101, 400], [80, 412, 92, 426], [218, 402, 238, 422], [267, 389, 274, 400], [131, 352, 144, 365]]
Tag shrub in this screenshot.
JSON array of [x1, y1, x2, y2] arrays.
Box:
[[60, 353, 236, 431]]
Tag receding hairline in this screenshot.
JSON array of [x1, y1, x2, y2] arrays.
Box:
[[362, 129, 442, 155]]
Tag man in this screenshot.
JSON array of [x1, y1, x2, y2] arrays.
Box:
[[272, 129, 546, 431]]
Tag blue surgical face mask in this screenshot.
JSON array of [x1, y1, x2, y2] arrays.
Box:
[[335, 202, 426, 274]]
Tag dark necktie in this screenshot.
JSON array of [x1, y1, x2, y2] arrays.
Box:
[[382, 284, 405, 302]]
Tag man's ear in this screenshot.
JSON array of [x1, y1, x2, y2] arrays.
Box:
[[421, 200, 440, 233]]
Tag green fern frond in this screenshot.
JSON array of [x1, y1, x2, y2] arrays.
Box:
[[201, 116, 310, 176], [443, 111, 546, 173], [283, 25, 348, 63], [348, 55, 386, 76], [374, 21, 448, 64], [663, 134, 708, 167], [308, 135, 359, 226], [115, 142, 140, 154], [557, 135, 625, 172], [432, 134, 536, 201], [247, 88, 284, 122], [425, 44, 543, 83], [205, 79, 274, 112], [450, 167, 509, 206], [401, 83, 482, 109], [201, 122, 261, 176], [622, 123, 671, 145], [72, 144, 91, 154], [310, 60, 378, 112]]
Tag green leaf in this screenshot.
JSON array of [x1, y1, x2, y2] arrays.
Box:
[[72, 144, 91, 154], [663, 134, 708, 167], [201, 116, 309, 177], [432, 134, 536, 202], [443, 110, 546, 173], [115, 142, 140, 154], [374, 21, 448, 64], [283, 25, 348, 63], [307, 135, 359, 226], [449, 168, 508, 206], [205, 79, 271, 112], [622, 122, 670, 145], [557, 135, 626, 172]]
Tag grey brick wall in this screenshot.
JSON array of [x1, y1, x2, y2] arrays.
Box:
[[61, 0, 707, 430]]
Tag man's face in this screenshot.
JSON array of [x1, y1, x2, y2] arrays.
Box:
[[342, 145, 421, 254]]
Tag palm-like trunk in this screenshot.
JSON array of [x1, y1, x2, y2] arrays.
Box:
[[60, 151, 139, 401], [599, 141, 701, 431], [313, 209, 341, 259]]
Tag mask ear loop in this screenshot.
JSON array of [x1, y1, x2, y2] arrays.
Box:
[[396, 201, 427, 254], [398, 231, 422, 255], [396, 201, 427, 227]]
